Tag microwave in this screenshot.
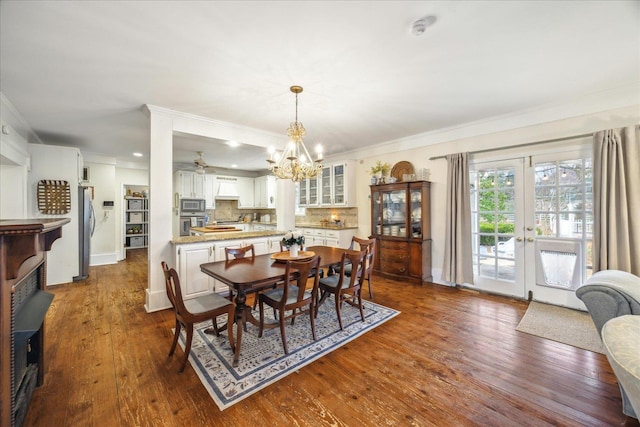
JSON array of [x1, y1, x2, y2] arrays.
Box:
[[180, 198, 206, 216]]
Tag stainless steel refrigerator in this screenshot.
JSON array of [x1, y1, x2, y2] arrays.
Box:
[[73, 186, 95, 281]]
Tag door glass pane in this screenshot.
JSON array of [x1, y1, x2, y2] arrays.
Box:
[[471, 167, 516, 281], [534, 158, 592, 278]]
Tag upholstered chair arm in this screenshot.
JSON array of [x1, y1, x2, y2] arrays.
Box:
[[576, 270, 640, 336]]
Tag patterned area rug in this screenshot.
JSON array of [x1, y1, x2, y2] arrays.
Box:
[[516, 301, 604, 354], [178, 300, 400, 410]]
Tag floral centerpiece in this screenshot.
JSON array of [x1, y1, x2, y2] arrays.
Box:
[[282, 230, 305, 257]]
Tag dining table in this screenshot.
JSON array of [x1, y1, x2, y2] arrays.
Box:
[[200, 245, 357, 366]]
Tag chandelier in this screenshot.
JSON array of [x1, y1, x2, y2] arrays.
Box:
[[267, 85, 323, 182]]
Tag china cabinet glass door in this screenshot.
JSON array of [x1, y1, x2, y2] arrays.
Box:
[[381, 188, 408, 238], [409, 187, 422, 238]]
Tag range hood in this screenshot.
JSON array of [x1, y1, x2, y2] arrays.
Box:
[[215, 176, 239, 200]]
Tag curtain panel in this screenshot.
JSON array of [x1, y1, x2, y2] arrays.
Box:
[[593, 125, 640, 276], [441, 153, 473, 285]]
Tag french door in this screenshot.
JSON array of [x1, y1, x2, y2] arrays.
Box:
[[470, 149, 593, 309], [471, 159, 525, 297]]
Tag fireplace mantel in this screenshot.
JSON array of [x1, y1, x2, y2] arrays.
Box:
[[0, 218, 70, 427]]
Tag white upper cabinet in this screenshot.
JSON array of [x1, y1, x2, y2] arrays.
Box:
[[204, 174, 216, 209], [174, 170, 206, 199], [236, 176, 254, 208], [297, 176, 319, 207], [254, 175, 276, 208], [319, 160, 355, 207]]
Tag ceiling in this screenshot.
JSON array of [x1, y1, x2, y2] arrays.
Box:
[[1, 1, 638, 173]]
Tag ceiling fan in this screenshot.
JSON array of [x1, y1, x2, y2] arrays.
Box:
[[193, 151, 215, 175]]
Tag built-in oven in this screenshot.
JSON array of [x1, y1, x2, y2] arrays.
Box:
[[179, 198, 206, 216], [179, 216, 206, 236]]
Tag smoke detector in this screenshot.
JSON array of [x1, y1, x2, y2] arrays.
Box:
[[411, 15, 437, 36]]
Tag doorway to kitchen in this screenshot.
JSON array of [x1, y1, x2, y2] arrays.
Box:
[[470, 147, 593, 309]]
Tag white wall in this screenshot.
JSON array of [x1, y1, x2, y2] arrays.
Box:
[[84, 158, 118, 266], [354, 105, 640, 286], [28, 143, 81, 285], [0, 93, 31, 218]]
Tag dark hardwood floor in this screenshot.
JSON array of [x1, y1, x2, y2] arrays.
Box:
[[25, 249, 638, 426]]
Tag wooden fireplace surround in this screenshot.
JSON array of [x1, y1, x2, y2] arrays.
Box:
[[0, 218, 70, 427]]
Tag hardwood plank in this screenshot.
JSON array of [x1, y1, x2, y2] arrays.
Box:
[[24, 249, 639, 426]]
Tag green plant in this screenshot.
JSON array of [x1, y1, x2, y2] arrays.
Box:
[[369, 160, 390, 176], [478, 222, 515, 246]]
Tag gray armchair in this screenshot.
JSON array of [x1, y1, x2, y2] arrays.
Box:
[[576, 269, 640, 419]]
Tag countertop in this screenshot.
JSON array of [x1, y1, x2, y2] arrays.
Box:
[[208, 221, 358, 230], [172, 229, 285, 245], [295, 223, 358, 230]]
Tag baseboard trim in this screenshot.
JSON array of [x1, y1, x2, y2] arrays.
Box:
[[90, 252, 118, 266], [145, 288, 171, 313]]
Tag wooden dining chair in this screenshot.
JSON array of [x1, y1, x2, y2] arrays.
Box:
[[335, 236, 376, 299], [257, 255, 322, 354], [161, 261, 235, 373], [316, 249, 368, 330], [279, 241, 324, 279], [225, 244, 255, 261]]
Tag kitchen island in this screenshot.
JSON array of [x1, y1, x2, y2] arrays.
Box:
[[171, 225, 357, 300], [171, 229, 286, 299]]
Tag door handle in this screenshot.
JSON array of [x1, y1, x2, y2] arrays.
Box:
[[516, 237, 523, 242], [526, 226, 534, 231], [527, 237, 534, 242]]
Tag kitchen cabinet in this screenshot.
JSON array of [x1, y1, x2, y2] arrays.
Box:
[[297, 176, 319, 207], [370, 180, 432, 284], [267, 234, 285, 253], [252, 223, 277, 232], [174, 170, 206, 199], [237, 176, 255, 208], [174, 242, 216, 298], [319, 161, 355, 207], [173, 234, 285, 299], [300, 227, 355, 248], [204, 174, 216, 209], [254, 175, 276, 208], [124, 197, 148, 250]]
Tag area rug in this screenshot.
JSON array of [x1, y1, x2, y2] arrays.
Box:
[[516, 301, 604, 354], [178, 300, 400, 410]]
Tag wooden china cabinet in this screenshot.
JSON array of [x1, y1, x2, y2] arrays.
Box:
[[370, 180, 432, 284]]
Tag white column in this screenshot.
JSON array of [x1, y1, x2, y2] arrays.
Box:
[[276, 178, 295, 231], [145, 108, 173, 312]]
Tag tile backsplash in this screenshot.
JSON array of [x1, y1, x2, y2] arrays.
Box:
[[297, 208, 358, 227], [208, 200, 275, 223], [206, 200, 357, 227]]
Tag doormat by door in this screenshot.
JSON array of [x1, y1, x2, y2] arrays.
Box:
[[516, 301, 604, 354]]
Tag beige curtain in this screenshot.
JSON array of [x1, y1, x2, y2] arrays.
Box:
[[593, 125, 640, 276], [441, 153, 473, 285]]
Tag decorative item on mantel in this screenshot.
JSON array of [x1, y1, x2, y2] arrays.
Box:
[[369, 160, 390, 185], [282, 230, 305, 257]]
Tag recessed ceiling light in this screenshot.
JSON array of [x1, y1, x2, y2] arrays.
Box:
[[227, 141, 239, 147], [133, 152, 143, 157], [231, 164, 238, 168]]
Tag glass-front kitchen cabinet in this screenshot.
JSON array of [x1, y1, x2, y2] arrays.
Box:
[[370, 180, 432, 283]]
